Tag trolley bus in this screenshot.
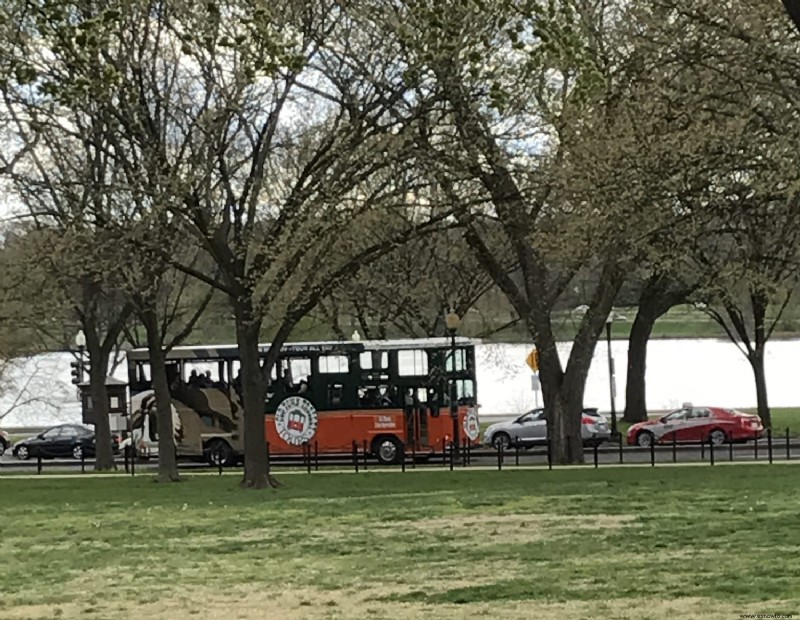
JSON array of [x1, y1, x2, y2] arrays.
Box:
[[123, 338, 481, 465]]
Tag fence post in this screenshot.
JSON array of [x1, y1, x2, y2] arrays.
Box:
[[81, 449, 86, 474], [618, 433, 624, 464], [401, 442, 406, 473], [729, 437, 734, 462], [37, 454, 42, 475], [593, 441, 598, 469], [218, 448, 223, 476], [363, 440, 368, 470], [306, 443, 312, 474], [124, 445, 129, 473], [547, 438, 552, 470], [768, 428, 773, 464], [786, 428, 791, 461], [497, 443, 503, 471], [411, 439, 416, 469], [709, 437, 714, 466], [449, 441, 454, 471], [514, 437, 520, 467], [442, 437, 447, 467], [754, 433, 759, 461], [700, 438, 705, 461], [314, 440, 319, 471], [131, 446, 135, 476], [650, 438, 655, 467], [672, 434, 677, 464], [352, 440, 359, 473]]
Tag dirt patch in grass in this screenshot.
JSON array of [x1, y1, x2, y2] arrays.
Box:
[[5, 590, 792, 620], [388, 512, 634, 530], [374, 512, 636, 541]]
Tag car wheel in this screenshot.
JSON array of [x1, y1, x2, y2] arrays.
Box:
[[16, 445, 30, 460], [492, 432, 511, 451], [205, 439, 235, 467], [372, 436, 402, 465], [709, 429, 727, 446], [72, 445, 84, 460], [636, 431, 654, 448]]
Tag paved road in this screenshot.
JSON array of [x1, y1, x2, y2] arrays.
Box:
[[2, 439, 798, 474]]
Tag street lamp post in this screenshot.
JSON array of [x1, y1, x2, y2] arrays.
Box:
[[605, 317, 617, 437], [444, 308, 461, 454], [75, 329, 86, 355], [73, 329, 87, 402]]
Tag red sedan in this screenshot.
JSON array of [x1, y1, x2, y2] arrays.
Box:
[[627, 405, 764, 447]]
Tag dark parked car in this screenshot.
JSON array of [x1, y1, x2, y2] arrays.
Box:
[[12, 424, 119, 460], [0, 430, 9, 457]]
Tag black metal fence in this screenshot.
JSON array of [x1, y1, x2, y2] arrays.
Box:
[[2, 428, 796, 475]]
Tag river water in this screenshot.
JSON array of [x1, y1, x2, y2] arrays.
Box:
[[477, 338, 798, 415], [1, 338, 796, 426]]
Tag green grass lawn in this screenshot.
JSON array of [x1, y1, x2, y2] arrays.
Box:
[[1, 467, 799, 619]]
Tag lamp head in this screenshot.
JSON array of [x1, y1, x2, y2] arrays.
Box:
[[75, 329, 87, 348], [444, 310, 461, 332]]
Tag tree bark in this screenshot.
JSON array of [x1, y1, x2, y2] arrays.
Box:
[[624, 275, 691, 423], [539, 352, 586, 464], [85, 325, 115, 471], [783, 0, 800, 33], [624, 310, 655, 423], [234, 301, 279, 489], [141, 309, 180, 483], [750, 289, 772, 429], [750, 350, 771, 429]]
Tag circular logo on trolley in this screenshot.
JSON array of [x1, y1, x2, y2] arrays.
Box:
[[275, 397, 318, 446], [463, 408, 480, 441]]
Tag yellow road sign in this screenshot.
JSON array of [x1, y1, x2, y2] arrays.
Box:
[[526, 348, 539, 372]]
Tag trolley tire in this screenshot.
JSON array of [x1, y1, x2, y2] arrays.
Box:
[[372, 436, 403, 465], [205, 439, 235, 467]]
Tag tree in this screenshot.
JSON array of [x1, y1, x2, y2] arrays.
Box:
[[3, 229, 131, 469], [374, 0, 690, 462], [1, 0, 450, 486], [117, 223, 215, 483], [623, 273, 694, 422], [629, 0, 800, 429], [320, 223, 511, 340]]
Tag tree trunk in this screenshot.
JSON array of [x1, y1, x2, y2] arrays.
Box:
[[552, 383, 586, 464], [750, 350, 771, 429], [750, 289, 771, 429], [538, 335, 585, 464], [623, 310, 654, 423], [85, 330, 115, 471], [141, 310, 180, 483], [625, 275, 692, 423], [234, 302, 278, 489]]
